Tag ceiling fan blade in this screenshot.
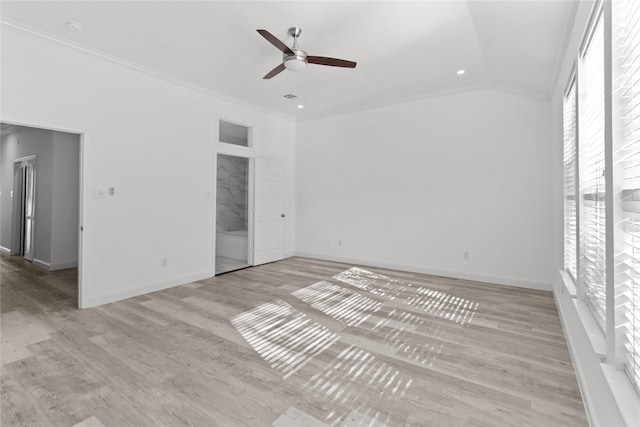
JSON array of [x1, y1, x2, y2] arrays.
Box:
[[263, 63, 286, 79], [307, 56, 357, 68], [257, 29, 294, 55]]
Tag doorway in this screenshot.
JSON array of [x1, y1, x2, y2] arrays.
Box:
[[0, 123, 82, 306], [215, 153, 250, 274], [10, 155, 36, 261]]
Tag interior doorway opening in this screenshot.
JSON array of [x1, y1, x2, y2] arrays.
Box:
[[215, 153, 250, 275], [0, 122, 82, 306], [10, 155, 36, 261]]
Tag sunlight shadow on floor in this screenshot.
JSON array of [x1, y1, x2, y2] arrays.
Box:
[[334, 267, 478, 325], [292, 280, 382, 327], [230, 300, 339, 379], [303, 344, 412, 426]]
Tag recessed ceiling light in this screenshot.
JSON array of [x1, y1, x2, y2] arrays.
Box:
[[457, 69, 465, 75], [297, 104, 304, 109], [66, 21, 83, 31]]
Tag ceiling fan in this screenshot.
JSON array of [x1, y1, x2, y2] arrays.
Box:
[[257, 27, 357, 79]]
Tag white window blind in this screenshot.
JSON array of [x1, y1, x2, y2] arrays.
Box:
[[614, 0, 640, 395], [564, 81, 578, 281], [579, 12, 607, 329]]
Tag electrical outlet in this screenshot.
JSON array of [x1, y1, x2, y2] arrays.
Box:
[[160, 258, 168, 268], [463, 252, 470, 261]]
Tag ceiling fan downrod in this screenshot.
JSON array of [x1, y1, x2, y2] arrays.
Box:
[[284, 27, 307, 71]]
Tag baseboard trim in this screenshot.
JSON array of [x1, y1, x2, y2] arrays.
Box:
[[294, 251, 551, 291], [31, 258, 77, 271], [49, 260, 78, 271], [82, 270, 212, 309], [32, 258, 50, 270], [0, 246, 10, 254]]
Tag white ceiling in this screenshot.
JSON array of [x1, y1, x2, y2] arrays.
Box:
[[0, 1, 577, 120]]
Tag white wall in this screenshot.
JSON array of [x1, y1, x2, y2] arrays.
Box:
[[1, 25, 295, 307], [50, 131, 80, 269], [296, 88, 552, 290]]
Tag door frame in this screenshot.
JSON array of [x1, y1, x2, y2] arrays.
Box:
[[215, 114, 255, 274], [12, 154, 37, 261], [214, 150, 255, 271], [1, 119, 85, 308]]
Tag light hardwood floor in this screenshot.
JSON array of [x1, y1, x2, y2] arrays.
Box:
[[1, 253, 587, 426]]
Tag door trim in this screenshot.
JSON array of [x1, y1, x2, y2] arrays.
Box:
[[14, 154, 37, 163]]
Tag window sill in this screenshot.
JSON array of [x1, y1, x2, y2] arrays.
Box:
[[601, 364, 640, 426], [558, 270, 639, 425], [572, 296, 607, 359], [560, 269, 578, 297], [559, 270, 606, 358]]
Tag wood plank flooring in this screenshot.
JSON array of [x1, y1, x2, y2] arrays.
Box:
[[1, 253, 587, 426]]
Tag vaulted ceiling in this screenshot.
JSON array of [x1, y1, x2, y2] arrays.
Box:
[[0, 1, 578, 120]]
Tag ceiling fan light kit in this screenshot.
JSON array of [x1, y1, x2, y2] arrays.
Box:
[[257, 26, 356, 79], [284, 53, 307, 72]]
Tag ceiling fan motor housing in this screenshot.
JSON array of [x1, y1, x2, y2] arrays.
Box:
[[284, 49, 307, 71]]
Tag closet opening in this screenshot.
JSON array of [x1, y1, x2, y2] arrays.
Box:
[[215, 153, 250, 275]]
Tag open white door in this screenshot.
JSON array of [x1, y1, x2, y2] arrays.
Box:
[[23, 162, 36, 261], [11, 156, 36, 260], [253, 158, 284, 265]]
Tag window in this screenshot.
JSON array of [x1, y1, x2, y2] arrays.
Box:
[[563, 80, 578, 281], [563, 0, 640, 398], [578, 11, 607, 329], [219, 119, 251, 147], [614, 0, 640, 395]]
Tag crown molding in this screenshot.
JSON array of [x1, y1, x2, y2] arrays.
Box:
[[296, 81, 549, 122], [0, 18, 295, 123], [486, 82, 551, 102], [294, 82, 488, 121]]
